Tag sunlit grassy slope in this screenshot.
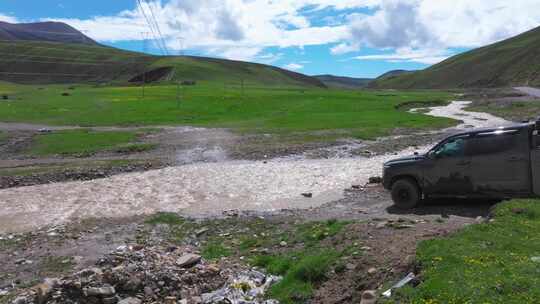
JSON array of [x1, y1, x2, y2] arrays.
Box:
[[371, 26, 540, 89]]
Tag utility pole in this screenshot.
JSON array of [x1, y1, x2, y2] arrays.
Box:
[[140, 32, 150, 99]]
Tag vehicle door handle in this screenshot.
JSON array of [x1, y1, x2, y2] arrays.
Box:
[[457, 160, 470, 166]]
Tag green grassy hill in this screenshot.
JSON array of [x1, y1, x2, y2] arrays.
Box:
[[370, 26, 540, 89], [0, 40, 324, 88]]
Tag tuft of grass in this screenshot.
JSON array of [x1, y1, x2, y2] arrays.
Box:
[[145, 212, 186, 226], [114, 143, 156, 153], [252, 255, 294, 276], [201, 243, 232, 260], [393, 199, 540, 303], [28, 129, 137, 156], [296, 219, 350, 246], [259, 250, 339, 304], [0, 131, 6, 144], [40, 256, 74, 276]]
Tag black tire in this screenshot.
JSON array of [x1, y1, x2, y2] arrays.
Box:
[[391, 178, 420, 209]]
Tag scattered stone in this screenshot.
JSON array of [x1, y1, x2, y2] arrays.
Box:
[[279, 241, 287, 247], [84, 286, 116, 297], [12, 296, 29, 304], [164, 296, 177, 304], [195, 228, 209, 236], [368, 176, 382, 184], [345, 263, 356, 270], [301, 193, 313, 198], [360, 290, 377, 304], [367, 267, 377, 275], [118, 297, 141, 304], [176, 253, 202, 268], [103, 297, 119, 304]]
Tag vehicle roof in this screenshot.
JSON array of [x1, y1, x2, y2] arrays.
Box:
[[449, 122, 533, 138]]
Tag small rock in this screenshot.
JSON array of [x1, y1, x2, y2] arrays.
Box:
[[176, 254, 201, 268], [375, 222, 387, 229], [360, 290, 377, 304], [178, 300, 188, 304], [12, 296, 29, 304], [207, 264, 220, 274], [118, 298, 142, 304], [164, 296, 176, 304], [103, 297, 119, 304], [346, 263, 356, 270], [195, 228, 209, 236], [301, 193, 313, 198], [531, 256, 540, 263], [368, 176, 382, 184], [279, 241, 287, 247], [85, 286, 116, 297], [367, 267, 377, 275]]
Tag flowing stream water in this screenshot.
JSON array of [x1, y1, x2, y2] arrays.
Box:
[[0, 101, 512, 233]]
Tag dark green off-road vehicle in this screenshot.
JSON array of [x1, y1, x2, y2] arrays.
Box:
[[383, 121, 540, 209]]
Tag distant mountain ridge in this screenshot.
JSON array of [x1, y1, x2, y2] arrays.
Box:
[[370, 25, 540, 89], [314, 75, 372, 89], [0, 21, 98, 45]]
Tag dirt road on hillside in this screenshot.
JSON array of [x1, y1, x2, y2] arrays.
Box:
[[0, 101, 510, 233]]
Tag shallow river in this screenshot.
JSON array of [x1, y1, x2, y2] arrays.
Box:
[[0, 101, 512, 233]]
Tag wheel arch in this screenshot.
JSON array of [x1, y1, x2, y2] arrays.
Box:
[[390, 175, 422, 191]]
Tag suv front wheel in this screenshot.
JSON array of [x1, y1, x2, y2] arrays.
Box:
[[391, 178, 420, 209]]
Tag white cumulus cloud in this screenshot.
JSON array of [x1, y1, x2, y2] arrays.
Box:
[[284, 63, 304, 70], [24, 0, 540, 64]]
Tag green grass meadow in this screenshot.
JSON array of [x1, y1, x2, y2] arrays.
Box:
[[0, 82, 455, 139], [29, 129, 138, 156], [393, 199, 540, 304]]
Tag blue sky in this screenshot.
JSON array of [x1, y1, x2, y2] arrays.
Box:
[[1, 0, 539, 78]]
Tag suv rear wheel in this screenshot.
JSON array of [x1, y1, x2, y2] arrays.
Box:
[[391, 178, 420, 209]]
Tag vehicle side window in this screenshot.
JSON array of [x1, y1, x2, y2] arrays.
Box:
[[466, 131, 519, 156], [433, 137, 466, 158]]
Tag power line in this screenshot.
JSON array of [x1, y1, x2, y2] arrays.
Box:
[[0, 40, 148, 57], [0, 72, 102, 77], [0, 58, 140, 66], [143, 0, 169, 55], [0, 52, 150, 63], [136, 0, 165, 55]]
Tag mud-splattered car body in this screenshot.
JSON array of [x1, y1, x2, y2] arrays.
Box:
[[383, 121, 540, 208]]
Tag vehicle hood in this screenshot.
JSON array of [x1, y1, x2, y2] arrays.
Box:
[[384, 154, 426, 166]]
